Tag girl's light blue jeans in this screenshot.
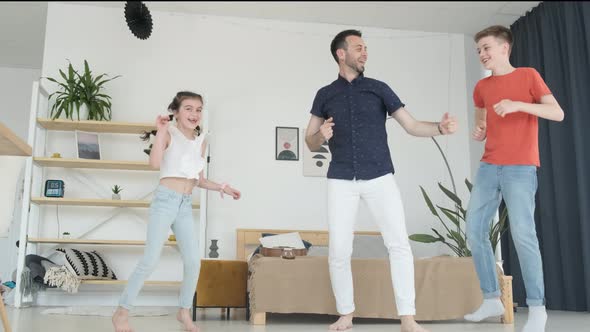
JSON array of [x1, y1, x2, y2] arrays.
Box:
[[119, 185, 200, 309], [466, 162, 545, 306]]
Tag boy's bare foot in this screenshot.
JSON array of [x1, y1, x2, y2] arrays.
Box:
[[112, 307, 133, 332], [401, 316, 429, 332], [329, 313, 353, 331], [177, 308, 200, 332]]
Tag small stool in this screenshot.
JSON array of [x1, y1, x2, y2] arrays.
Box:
[[193, 259, 249, 321]]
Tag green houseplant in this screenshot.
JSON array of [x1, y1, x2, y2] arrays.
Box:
[[45, 60, 120, 121], [112, 185, 123, 200], [75, 60, 121, 121], [409, 137, 509, 257], [45, 62, 81, 120]]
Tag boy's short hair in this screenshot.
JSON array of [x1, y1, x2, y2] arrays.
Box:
[[474, 25, 513, 53]]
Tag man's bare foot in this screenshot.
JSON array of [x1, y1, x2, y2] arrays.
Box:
[[400, 316, 429, 332], [177, 308, 199, 332], [329, 313, 353, 331], [112, 307, 133, 332]]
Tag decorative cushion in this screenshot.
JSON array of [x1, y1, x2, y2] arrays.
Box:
[[352, 234, 388, 258], [25, 254, 56, 284], [302, 235, 389, 258], [56, 248, 117, 280], [307, 245, 330, 257]]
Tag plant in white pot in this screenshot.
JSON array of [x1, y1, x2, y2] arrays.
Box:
[[111, 185, 123, 200], [44, 62, 83, 120], [75, 60, 121, 121], [44, 60, 120, 121]]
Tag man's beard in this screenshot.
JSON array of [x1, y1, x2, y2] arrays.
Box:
[[345, 57, 364, 74]]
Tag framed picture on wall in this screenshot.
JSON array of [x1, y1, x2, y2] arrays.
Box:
[[275, 127, 299, 161], [75, 130, 102, 160], [302, 127, 331, 176]]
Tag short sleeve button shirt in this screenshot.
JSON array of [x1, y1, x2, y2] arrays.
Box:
[[310, 73, 405, 180]]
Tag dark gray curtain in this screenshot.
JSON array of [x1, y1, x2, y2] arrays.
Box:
[[501, 1, 590, 311]]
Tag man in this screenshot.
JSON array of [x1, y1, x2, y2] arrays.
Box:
[[305, 29, 457, 332]]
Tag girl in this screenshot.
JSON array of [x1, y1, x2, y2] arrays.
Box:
[[112, 91, 241, 332]]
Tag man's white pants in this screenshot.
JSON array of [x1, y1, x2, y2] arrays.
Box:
[[327, 173, 416, 316]]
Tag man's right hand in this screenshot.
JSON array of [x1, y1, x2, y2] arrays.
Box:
[[472, 123, 486, 141], [320, 117, 335, 141]]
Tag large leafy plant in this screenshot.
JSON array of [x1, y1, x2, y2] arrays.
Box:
[[75, 60, 120, 121], [409, 137, 509, 257], [45, 60, 120, 121], [45, 62, 81, 120]]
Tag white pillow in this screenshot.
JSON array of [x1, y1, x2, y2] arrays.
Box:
[[56, 248, 117, 280], [352, 235, 388, 259]]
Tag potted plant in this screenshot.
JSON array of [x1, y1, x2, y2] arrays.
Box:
[[62, 232, 71, 239], [44, 60, 120, 121], [45, 62, 82, 120], [112, 185, 123, 200], [409, 137, 509, 260], [75, 60, 121, 121]]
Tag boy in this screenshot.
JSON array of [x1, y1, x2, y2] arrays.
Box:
[[464, 25, 564, 332]]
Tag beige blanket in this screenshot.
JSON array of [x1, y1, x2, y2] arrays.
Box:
[[248, 255, 487, 320]]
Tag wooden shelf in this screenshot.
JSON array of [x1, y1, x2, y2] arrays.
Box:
[[80, 280, 180, 286], [28, 238, 177, 246], [37, 118, 155, 134], [33, 157, 155, 171], [31, 197, 200, 209], [0, 122, 32, 156]]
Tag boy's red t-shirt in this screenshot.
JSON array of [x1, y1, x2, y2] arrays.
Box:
[[473, 67, 552, 167]]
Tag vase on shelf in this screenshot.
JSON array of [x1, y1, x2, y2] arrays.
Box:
[[209, 239, 219, 258]]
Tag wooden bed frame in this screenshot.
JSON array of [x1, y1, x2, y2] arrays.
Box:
[[236, 228, 513, 325]]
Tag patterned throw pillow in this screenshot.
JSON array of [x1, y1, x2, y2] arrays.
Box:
[[56, 248, 117, 280]]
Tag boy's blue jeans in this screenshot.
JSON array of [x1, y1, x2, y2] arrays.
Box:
[[119, 185, 200, 309], [466, 162, 545, 306]]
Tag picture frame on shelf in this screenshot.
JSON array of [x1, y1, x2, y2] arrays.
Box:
[[75, 130, 101, 160]]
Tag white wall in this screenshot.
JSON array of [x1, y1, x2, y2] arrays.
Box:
[[0, 67, 39, 143], [34, 3, 475, 305], [0, 67, 41, 282], [200, 21, 475, 260], [463, 35, 489, 178]]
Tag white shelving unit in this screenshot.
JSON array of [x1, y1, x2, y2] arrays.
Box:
[[13, 81, 210, 307]]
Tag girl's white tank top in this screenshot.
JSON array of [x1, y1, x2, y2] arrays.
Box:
[[159, 124, 206, 180]]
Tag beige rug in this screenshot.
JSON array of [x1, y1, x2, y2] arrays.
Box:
[[41, 306, 170, 317]]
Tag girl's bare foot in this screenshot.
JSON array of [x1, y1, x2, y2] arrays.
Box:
[[112, 307, 133, 332], [177, 308, 199, 332], [329, 313, 353, 331]]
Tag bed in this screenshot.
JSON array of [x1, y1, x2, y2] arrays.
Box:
[[237, 228, 513, 325]]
